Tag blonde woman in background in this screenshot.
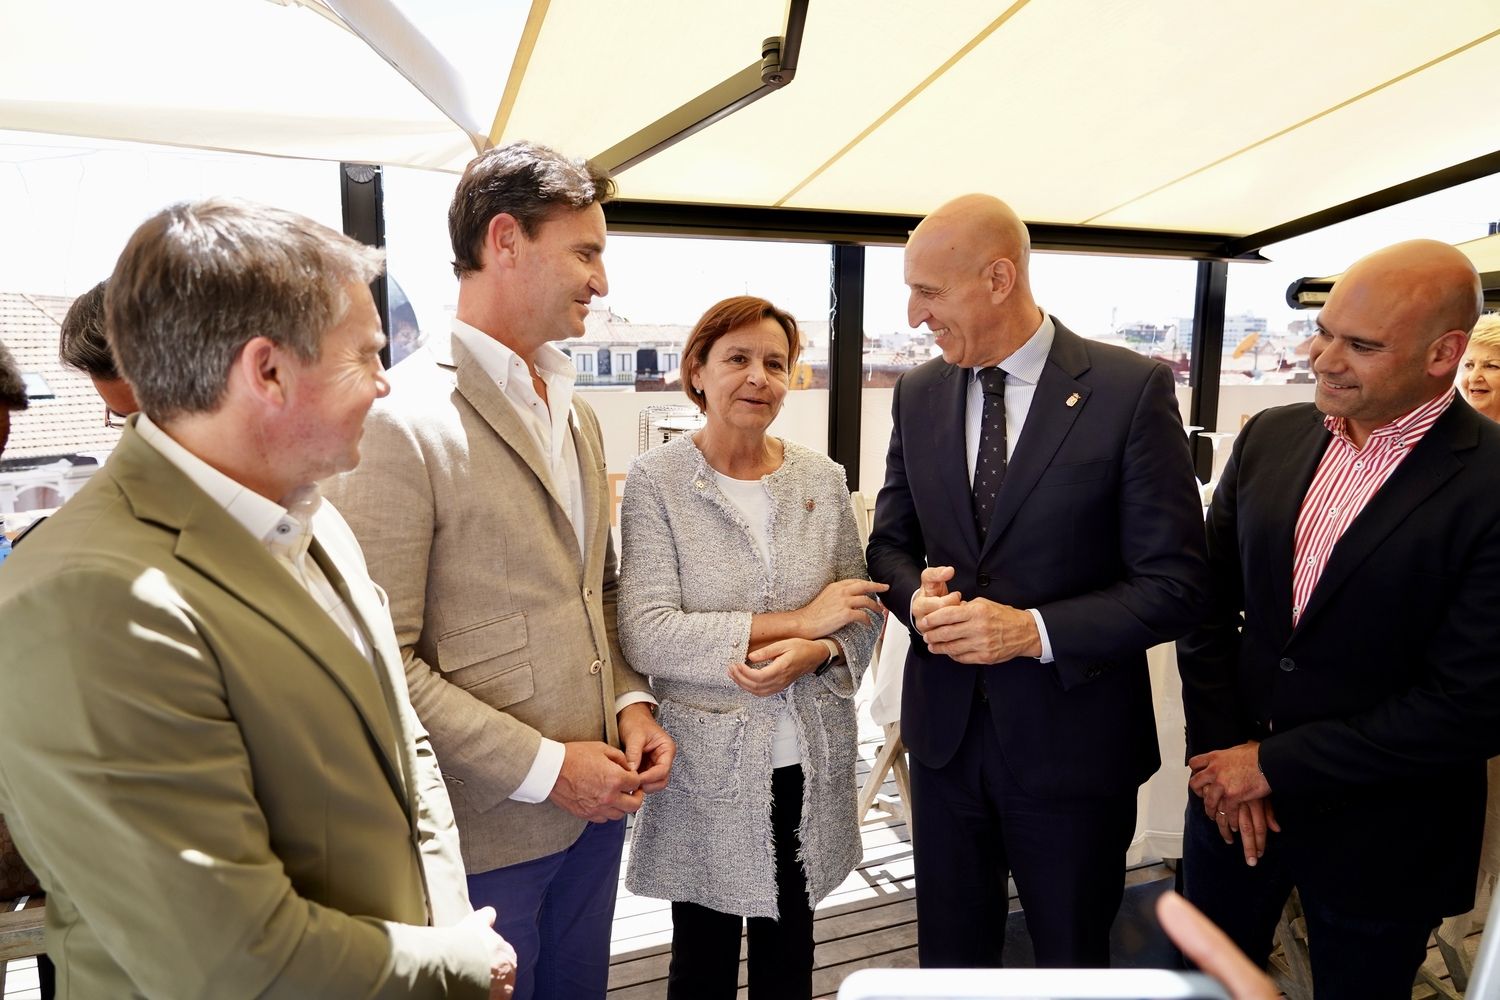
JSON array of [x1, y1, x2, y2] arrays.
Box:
[[1459, 314, 1500, 421]]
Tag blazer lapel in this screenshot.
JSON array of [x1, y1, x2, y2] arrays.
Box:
[[571, 404, 603, 575], [113, 432, 409, 805], [928, 363, 980, 561], [443, 333, 573, 520], [1294, 405, 1470, 634], [980, 328, 1090, 559], [306, 537, 414, 805]]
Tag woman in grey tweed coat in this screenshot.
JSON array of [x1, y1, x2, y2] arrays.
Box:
[[618, 297, 886, 1000]]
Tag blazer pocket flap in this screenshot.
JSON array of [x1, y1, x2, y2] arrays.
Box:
[[1036, 458, 1112, 488], [436, 613, 528, 672], [466, 660, 536, 710]]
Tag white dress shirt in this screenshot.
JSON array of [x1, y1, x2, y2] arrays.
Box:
[[449, 319, 655, 803], [135, 414, 375, 665]]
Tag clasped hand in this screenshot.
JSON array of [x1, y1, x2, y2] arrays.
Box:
[[1188, 741, 1278, 865], [795, 578, 887, 637], [913, 566, 1041, 663], [730, 638, 828, 697], [550, 705, 676, 822]]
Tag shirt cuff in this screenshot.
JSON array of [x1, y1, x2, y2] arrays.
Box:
[[510, 737, 565, 804], [615, 691, 658, 714], [1028, 608, 1054, 664], [909, 589, 924, 633]]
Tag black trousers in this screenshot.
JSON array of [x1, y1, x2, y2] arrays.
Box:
[[910, 693, 1137, 967], [667, 765, 814, 1000], [1181, 800, 1437, 1000]]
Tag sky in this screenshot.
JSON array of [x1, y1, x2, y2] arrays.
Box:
[[4, 128, 1497, 347]]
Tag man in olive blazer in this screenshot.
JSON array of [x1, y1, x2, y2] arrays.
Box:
[[326, 141, 672, 1000], [0, 200, 509, 997]]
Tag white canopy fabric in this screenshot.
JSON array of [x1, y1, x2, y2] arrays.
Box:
[[4, 0, 1499, 241]]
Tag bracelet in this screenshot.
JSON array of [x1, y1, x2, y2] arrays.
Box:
[[814, 638, 840, 677]]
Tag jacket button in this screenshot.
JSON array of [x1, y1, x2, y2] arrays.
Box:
[[590, 659, 603, 675], [977, 573, 990, 587], [1279, 657, 1296, 672], [583, 586, 594, 599]]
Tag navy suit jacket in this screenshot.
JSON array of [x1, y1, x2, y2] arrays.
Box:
[[1178, 399, 1500, 918], [867, 320, 1208, 798]]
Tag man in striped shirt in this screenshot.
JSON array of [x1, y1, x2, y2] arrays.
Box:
[[1177, 239, 1500, 999]]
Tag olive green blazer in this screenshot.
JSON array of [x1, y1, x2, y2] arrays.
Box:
[[0, 425, 490, 998]]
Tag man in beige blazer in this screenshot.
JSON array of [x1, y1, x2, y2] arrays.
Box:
[[326, 141, 674, 1000], [0, 199, 514, 998]]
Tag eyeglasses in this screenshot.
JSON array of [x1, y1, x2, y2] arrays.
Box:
[[104, 407, 129, 429]]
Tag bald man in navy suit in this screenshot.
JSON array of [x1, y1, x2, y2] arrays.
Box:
[[867, 194, 1208, 967]]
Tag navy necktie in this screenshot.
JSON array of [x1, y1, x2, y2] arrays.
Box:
[[972, 366, 1007, 541]]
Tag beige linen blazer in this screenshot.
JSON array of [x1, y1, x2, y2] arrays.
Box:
[[0, 425, 489, 999], [325, 329, 650, 873]]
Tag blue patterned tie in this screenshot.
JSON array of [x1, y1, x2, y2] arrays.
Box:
[[972, 366, 1007, 541]]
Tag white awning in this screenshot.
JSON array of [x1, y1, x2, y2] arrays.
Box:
[[4, 0, 1498, 242]]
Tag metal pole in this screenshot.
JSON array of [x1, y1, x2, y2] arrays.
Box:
[[829, 244, 866, 491], [339, 162, 391, 367], [1187, 260, 1228, 482]]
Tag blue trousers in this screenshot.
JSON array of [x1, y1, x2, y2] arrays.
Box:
[[467, 818, 626, 1000]]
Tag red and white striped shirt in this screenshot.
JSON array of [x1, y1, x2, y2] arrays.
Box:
[[1290, 388, 1455, 625]]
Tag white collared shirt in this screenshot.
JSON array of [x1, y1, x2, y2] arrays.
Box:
[[134, 414, 374, 665], [451, 318, 587, 559]]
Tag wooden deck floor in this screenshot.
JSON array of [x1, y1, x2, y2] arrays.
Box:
[[603, 728, 1487, 1000]]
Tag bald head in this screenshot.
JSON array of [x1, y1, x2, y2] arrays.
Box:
[[905, 194, 1041, 367], [1312, 239, 1481, 443], [1333, 239, 1482, 345], [915, 194, 1033, 279]]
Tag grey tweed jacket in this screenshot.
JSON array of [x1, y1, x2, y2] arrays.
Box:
[[619, 435, 881, 918]]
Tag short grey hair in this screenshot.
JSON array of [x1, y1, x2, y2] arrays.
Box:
[[0, 341, 27, 411], [448, 140, 614, 278], [60, 280, 116, 380], [106, 198, 384, 422]]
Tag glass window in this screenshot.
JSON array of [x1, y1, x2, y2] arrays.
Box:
[[381, 164, 460, 365], [0, 130, 341, 533]]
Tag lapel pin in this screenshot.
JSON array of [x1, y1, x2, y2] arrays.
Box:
[[804, 498, 816, 512], [1065, 392, 1081, 408]]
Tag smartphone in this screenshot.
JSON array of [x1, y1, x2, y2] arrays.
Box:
[[836, 968, 1232, 1000]]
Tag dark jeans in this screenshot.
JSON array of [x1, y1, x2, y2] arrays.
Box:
[[910, 694, 1137, 968], [667, 765, 813, 1000], [466, 817, 626, 1000], [1181, 799, 1437, 1000]]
